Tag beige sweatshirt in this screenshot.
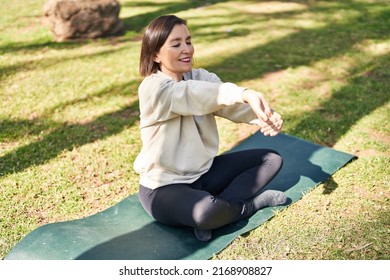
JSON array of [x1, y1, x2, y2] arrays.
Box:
[[133, 69, 260, 189]]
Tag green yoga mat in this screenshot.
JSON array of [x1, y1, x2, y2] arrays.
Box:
[[5, 132, 355, 260]]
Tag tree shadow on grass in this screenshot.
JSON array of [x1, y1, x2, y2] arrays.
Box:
[[120, 0, 232, 32], [200, 2, 389, 143], [204, 3, 389, 82], [288, 53, 390, 147], [1, 78, 140, 141], [0, 40, 89, 55], [0, 99, 139, 177], [0, 43, 130, 82]]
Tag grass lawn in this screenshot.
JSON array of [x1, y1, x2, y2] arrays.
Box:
[[1, 0, 389, 259]]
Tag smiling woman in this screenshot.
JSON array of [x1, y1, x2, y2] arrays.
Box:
[[134, 15, 287, 242], [154, 24, 194, 81], [139, 15, 193, 79]]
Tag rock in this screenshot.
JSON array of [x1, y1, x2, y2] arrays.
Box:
[[44, 0, 124, 41]]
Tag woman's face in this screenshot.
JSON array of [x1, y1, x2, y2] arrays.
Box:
[[155, 24, 194, 81]]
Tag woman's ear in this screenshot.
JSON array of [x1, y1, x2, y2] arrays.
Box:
[[154, 54, 160, 64]]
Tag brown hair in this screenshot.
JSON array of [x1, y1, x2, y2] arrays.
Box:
[[139, 15, 187, 77]]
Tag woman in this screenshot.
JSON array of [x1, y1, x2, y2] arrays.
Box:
[[134, 15, 287, 241]]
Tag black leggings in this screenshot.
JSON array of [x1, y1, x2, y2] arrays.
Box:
[[139, 149, 283, 231]]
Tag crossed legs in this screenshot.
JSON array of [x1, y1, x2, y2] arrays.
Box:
[[139, 149, 287, 241]]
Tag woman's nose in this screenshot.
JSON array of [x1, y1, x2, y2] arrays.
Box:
[[182, 43, 192, 53]]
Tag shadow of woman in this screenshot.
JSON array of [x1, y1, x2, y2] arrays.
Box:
[[75, 221, 207, 260], [6, 194, 248, 260]]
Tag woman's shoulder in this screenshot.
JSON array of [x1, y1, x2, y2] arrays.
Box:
[[143, 71, 173, 82], [185, 68, 222, 83], [139, 71, 172, 89]]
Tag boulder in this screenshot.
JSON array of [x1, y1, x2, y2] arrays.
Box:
[[44, 0, 124, 41]]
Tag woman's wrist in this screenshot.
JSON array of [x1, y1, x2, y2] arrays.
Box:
[[242, 89, 254, 103], [242, 89, 266, 103]]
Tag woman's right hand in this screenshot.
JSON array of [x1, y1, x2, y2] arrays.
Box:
[[242, 89, 283, 136], [242, 89, 272, 122]]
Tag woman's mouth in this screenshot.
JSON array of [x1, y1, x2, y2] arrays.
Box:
[[179, 57, 191, 63]]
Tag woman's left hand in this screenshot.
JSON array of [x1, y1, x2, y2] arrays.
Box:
[[259, 111, 283, 136]]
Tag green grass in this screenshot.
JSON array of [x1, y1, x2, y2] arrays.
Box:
[[1, 0, 389, 259]]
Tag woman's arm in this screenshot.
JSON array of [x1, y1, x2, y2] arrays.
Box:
[[139, 74, 246, 124]]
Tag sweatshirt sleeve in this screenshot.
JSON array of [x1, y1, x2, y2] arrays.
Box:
[[214, 103, 258, 124], [138, 73, 246, 126], [193, 69, 259, 124]]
